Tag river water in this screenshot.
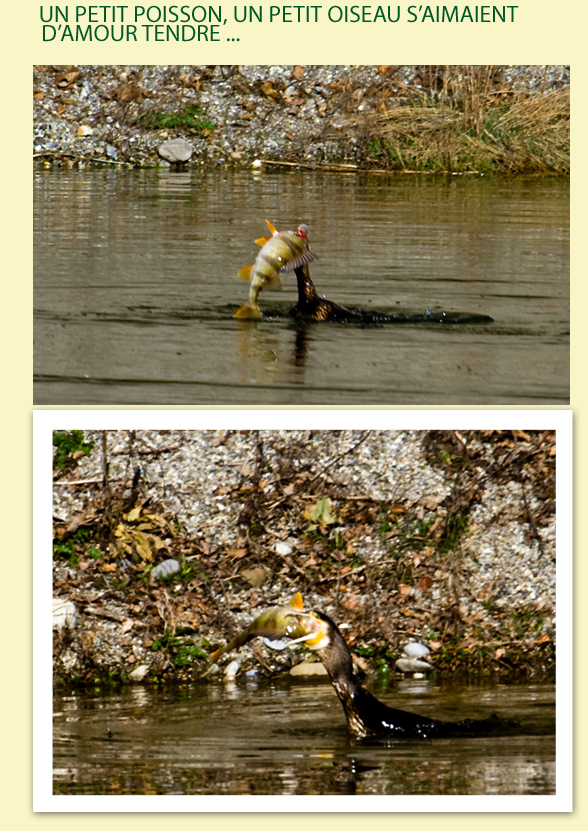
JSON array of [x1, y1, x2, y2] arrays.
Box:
[[34, 168, 569, 405], [53, 676, 554, 796]]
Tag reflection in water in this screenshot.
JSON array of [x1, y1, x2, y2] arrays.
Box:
[[236, 321, 313, 386], [53, 679, 555, 796], [294, 327, 309, 370], [34, 168, 569, 404]]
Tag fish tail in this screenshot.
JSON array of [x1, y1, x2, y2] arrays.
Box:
[[209, 646, 225, 663], [235, 301, 262, 320], [210, 621, 256, 662]]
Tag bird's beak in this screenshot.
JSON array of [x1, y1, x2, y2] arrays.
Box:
[[284, 610, 329, 649]]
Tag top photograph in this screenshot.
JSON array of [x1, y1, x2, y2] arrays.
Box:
[[33, 64, 570, 405]]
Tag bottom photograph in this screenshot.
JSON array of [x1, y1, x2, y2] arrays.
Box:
[[35, 413, 570, 809]]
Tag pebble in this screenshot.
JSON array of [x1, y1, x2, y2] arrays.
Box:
[[150, 559, 181, 583], [290, 662, 328, 677], [128, 664, 150, 682], [52, 599, 79, 629], [224, 660, 240, 680], [158, 138, 193, 164], [395, 658, 433, 674]]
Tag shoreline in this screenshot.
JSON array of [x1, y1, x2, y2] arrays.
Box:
[[34, 64, 570, 174]]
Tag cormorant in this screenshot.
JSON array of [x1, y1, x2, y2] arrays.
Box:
[[290, 263, 357, 322], [210, 598, 516, 739], [297, 610, 515, 738]]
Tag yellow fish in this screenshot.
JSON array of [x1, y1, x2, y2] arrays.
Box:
[[209, 592, 322, 662], [234, 220, 318, 319]]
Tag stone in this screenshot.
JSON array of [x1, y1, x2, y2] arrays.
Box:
[[128, 664, 150, 682], [52, 599, 79, 629], [289, 661, 328, 677], [158, 138, 193, 163], [150, 558, 181, 582], [395, 658, 433, 673]]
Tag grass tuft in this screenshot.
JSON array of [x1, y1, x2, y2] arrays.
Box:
[[372, 66, 569, 174]]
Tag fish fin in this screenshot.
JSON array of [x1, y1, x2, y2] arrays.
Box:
[[238, 264, 253, 282], [255, 236, 271, 247], [235, 302, 262, 320], [265, 219, 279, 235], [280, 250, 319, 273], [289, 592, 303, 610], [265, 275, 283, 292]]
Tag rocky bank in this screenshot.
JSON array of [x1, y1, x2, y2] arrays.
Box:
[[52, 429, 556, 687], [34, 64, 570, 170]]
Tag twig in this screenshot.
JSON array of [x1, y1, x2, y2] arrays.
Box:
[[307, 431, 372, 487], [258, 159, 397, 174], [34, 152, 127, 165], [85, 606, 125, 622], [54, 478, 125, 486]]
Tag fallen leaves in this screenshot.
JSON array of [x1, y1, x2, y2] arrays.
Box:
[[55, 68, 80, 89], [121, 618, 134, 635], [260, 82, 279, 101], [304, 497, 339, 527], [113, 503, 177, 562], [239, 565, 268, 587]]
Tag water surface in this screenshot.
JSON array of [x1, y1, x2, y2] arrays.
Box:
[[53, 677, 555, 796], [34, 169, 569, 404]]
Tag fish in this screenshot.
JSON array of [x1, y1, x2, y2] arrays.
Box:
[[209, 592, 323, 663], [234, 220, 318, 319]]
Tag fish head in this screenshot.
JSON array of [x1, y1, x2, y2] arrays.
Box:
[[282, 608, 331, 650]]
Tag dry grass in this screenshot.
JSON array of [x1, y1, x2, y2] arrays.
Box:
[[371, 66, 569, 174]]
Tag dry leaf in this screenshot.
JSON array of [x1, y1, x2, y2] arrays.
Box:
[[260, 82, 279, 100], [240, 566, 268, 587], [55, 69, 80, 89], [226, 548, 248, 559]]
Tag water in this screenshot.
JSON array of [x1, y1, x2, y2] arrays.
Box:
[[34, 168, 569, 404], [53, 677, 555, 795]]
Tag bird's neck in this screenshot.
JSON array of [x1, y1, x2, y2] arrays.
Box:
[[295, 264, 319, 307], [316, 624, 361, 698]]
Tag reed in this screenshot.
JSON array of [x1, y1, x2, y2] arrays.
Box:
[[370, 66, 569, 174]]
